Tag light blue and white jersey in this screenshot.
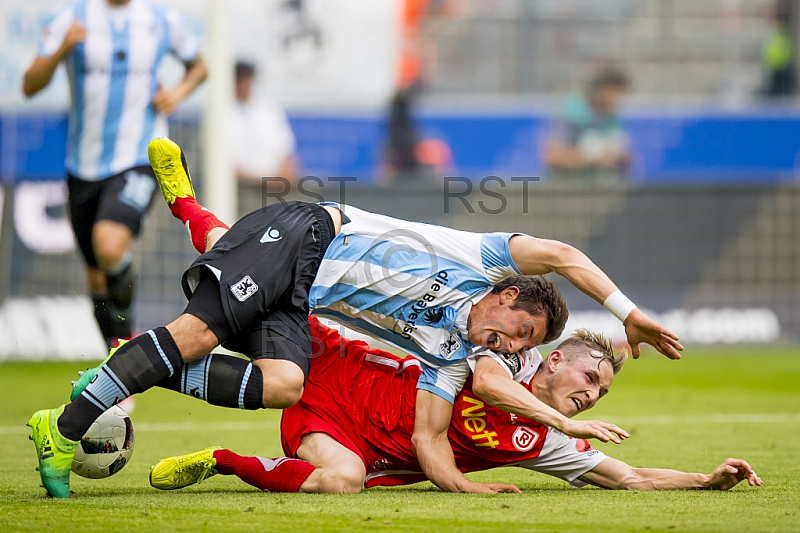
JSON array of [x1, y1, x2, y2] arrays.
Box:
[[309, 204, 528, 402], [39, 0, 199, 180]]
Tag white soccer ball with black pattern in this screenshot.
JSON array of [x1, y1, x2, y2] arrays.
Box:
[[71, 405, 135, 479]]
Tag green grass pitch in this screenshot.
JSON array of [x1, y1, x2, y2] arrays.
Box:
[[1, 346, 799, 532]]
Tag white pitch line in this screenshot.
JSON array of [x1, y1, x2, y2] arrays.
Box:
[[1, 413, 799, 436]]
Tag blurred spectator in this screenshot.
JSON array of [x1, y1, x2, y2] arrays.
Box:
[[385, 88, 423, 180], [232, 61, 298, 186], [22, 0, 206, 348], [542, 68, 630, 184], [383, 0, 459, 182], [760, 0, 797, 98]]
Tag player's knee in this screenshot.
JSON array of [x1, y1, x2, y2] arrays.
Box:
[[194, 327, 220, 355], [341, 471, 364, 494], [92, 221, 132, 271], [261, 374, 303, 409], [338, 477, 363, 494], [319, 470, 363, 494], [256, 359, 305, 409], [261, 385, 302, 409], [166, 314, 219, 361], [94, 241, 127, 272]]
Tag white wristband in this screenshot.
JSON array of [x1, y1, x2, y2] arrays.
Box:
[[603, 290, 637, 323]]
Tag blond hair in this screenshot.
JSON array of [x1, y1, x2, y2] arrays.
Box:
[[555, 329, 627, 374]]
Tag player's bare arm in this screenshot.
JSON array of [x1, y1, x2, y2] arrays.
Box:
[[471, 356, 628, 443], [411, 390, 520, 494], [22, 19, 85, 97], [508, 235, 683, 359], [578, 456, 762, 491], [151, 55, 209, 115]]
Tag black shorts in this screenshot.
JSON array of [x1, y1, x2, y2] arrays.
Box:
[[67, 166, 158, 267], [182, 202, 335, 378]]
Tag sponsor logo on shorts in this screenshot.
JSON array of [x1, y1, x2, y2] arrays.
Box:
[[575, 438, 595, 453], [260, 227, 282, 243], [512, 426, 539, 452], [231, 275, 259, 302]]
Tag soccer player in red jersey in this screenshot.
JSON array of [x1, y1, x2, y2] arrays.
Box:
[[150, 318, 761, 493]]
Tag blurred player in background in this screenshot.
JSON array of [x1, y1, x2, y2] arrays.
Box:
[[150, 319, 761, 494], [22, 0, 207, 349], [232, 60, 298, 188], [542, 68, 630, 184]]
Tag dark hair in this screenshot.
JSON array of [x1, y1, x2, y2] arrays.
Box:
[[491, 275, 568, 344], [235, 61, 256, 80], [589, 67, 629, 94]]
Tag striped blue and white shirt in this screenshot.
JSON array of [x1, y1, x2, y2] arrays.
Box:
[[310, 204, 532, 402], [39, 0, 199, 180]]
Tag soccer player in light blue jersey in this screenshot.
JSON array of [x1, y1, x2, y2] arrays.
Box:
[[308, 204, 681, 493], [23, 0, 207, 349], [29, 138, 682, 498]]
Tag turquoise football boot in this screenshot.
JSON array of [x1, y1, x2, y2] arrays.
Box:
[[70, 340, 129, 401]]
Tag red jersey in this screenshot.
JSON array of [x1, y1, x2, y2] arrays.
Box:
[[281, 319, 607, 488]]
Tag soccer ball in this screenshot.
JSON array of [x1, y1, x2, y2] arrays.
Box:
[[71, 405, 135, 479]]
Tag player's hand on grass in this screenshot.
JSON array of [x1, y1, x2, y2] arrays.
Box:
[[462, 482, 521, 494], [706, 458, 763, 490], [624, 308, 683, 360], [562, 419, 629, 444]]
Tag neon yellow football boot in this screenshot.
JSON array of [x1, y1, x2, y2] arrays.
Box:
[[149, 447, 222, 490], [27, 405, 78, 498], [147, 137, 196, 205]]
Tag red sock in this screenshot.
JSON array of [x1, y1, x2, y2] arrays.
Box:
[[213, 449, 315, 492], [169, 197, 229, 253]]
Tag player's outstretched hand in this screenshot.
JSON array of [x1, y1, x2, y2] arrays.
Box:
[[562, 419, 629, 444], [463, 482, 521, 494], [707, 458, 762, 490], [624, 309, 683, 360]]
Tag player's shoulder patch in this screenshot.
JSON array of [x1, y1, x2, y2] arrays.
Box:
[[497, 352, 522, 375]]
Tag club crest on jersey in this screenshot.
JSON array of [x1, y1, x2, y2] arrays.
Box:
[[512, 426, 539, 452], [231, 275, 259, 302], [439, 333, 461, 359], [497, 352, 522, 375]]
